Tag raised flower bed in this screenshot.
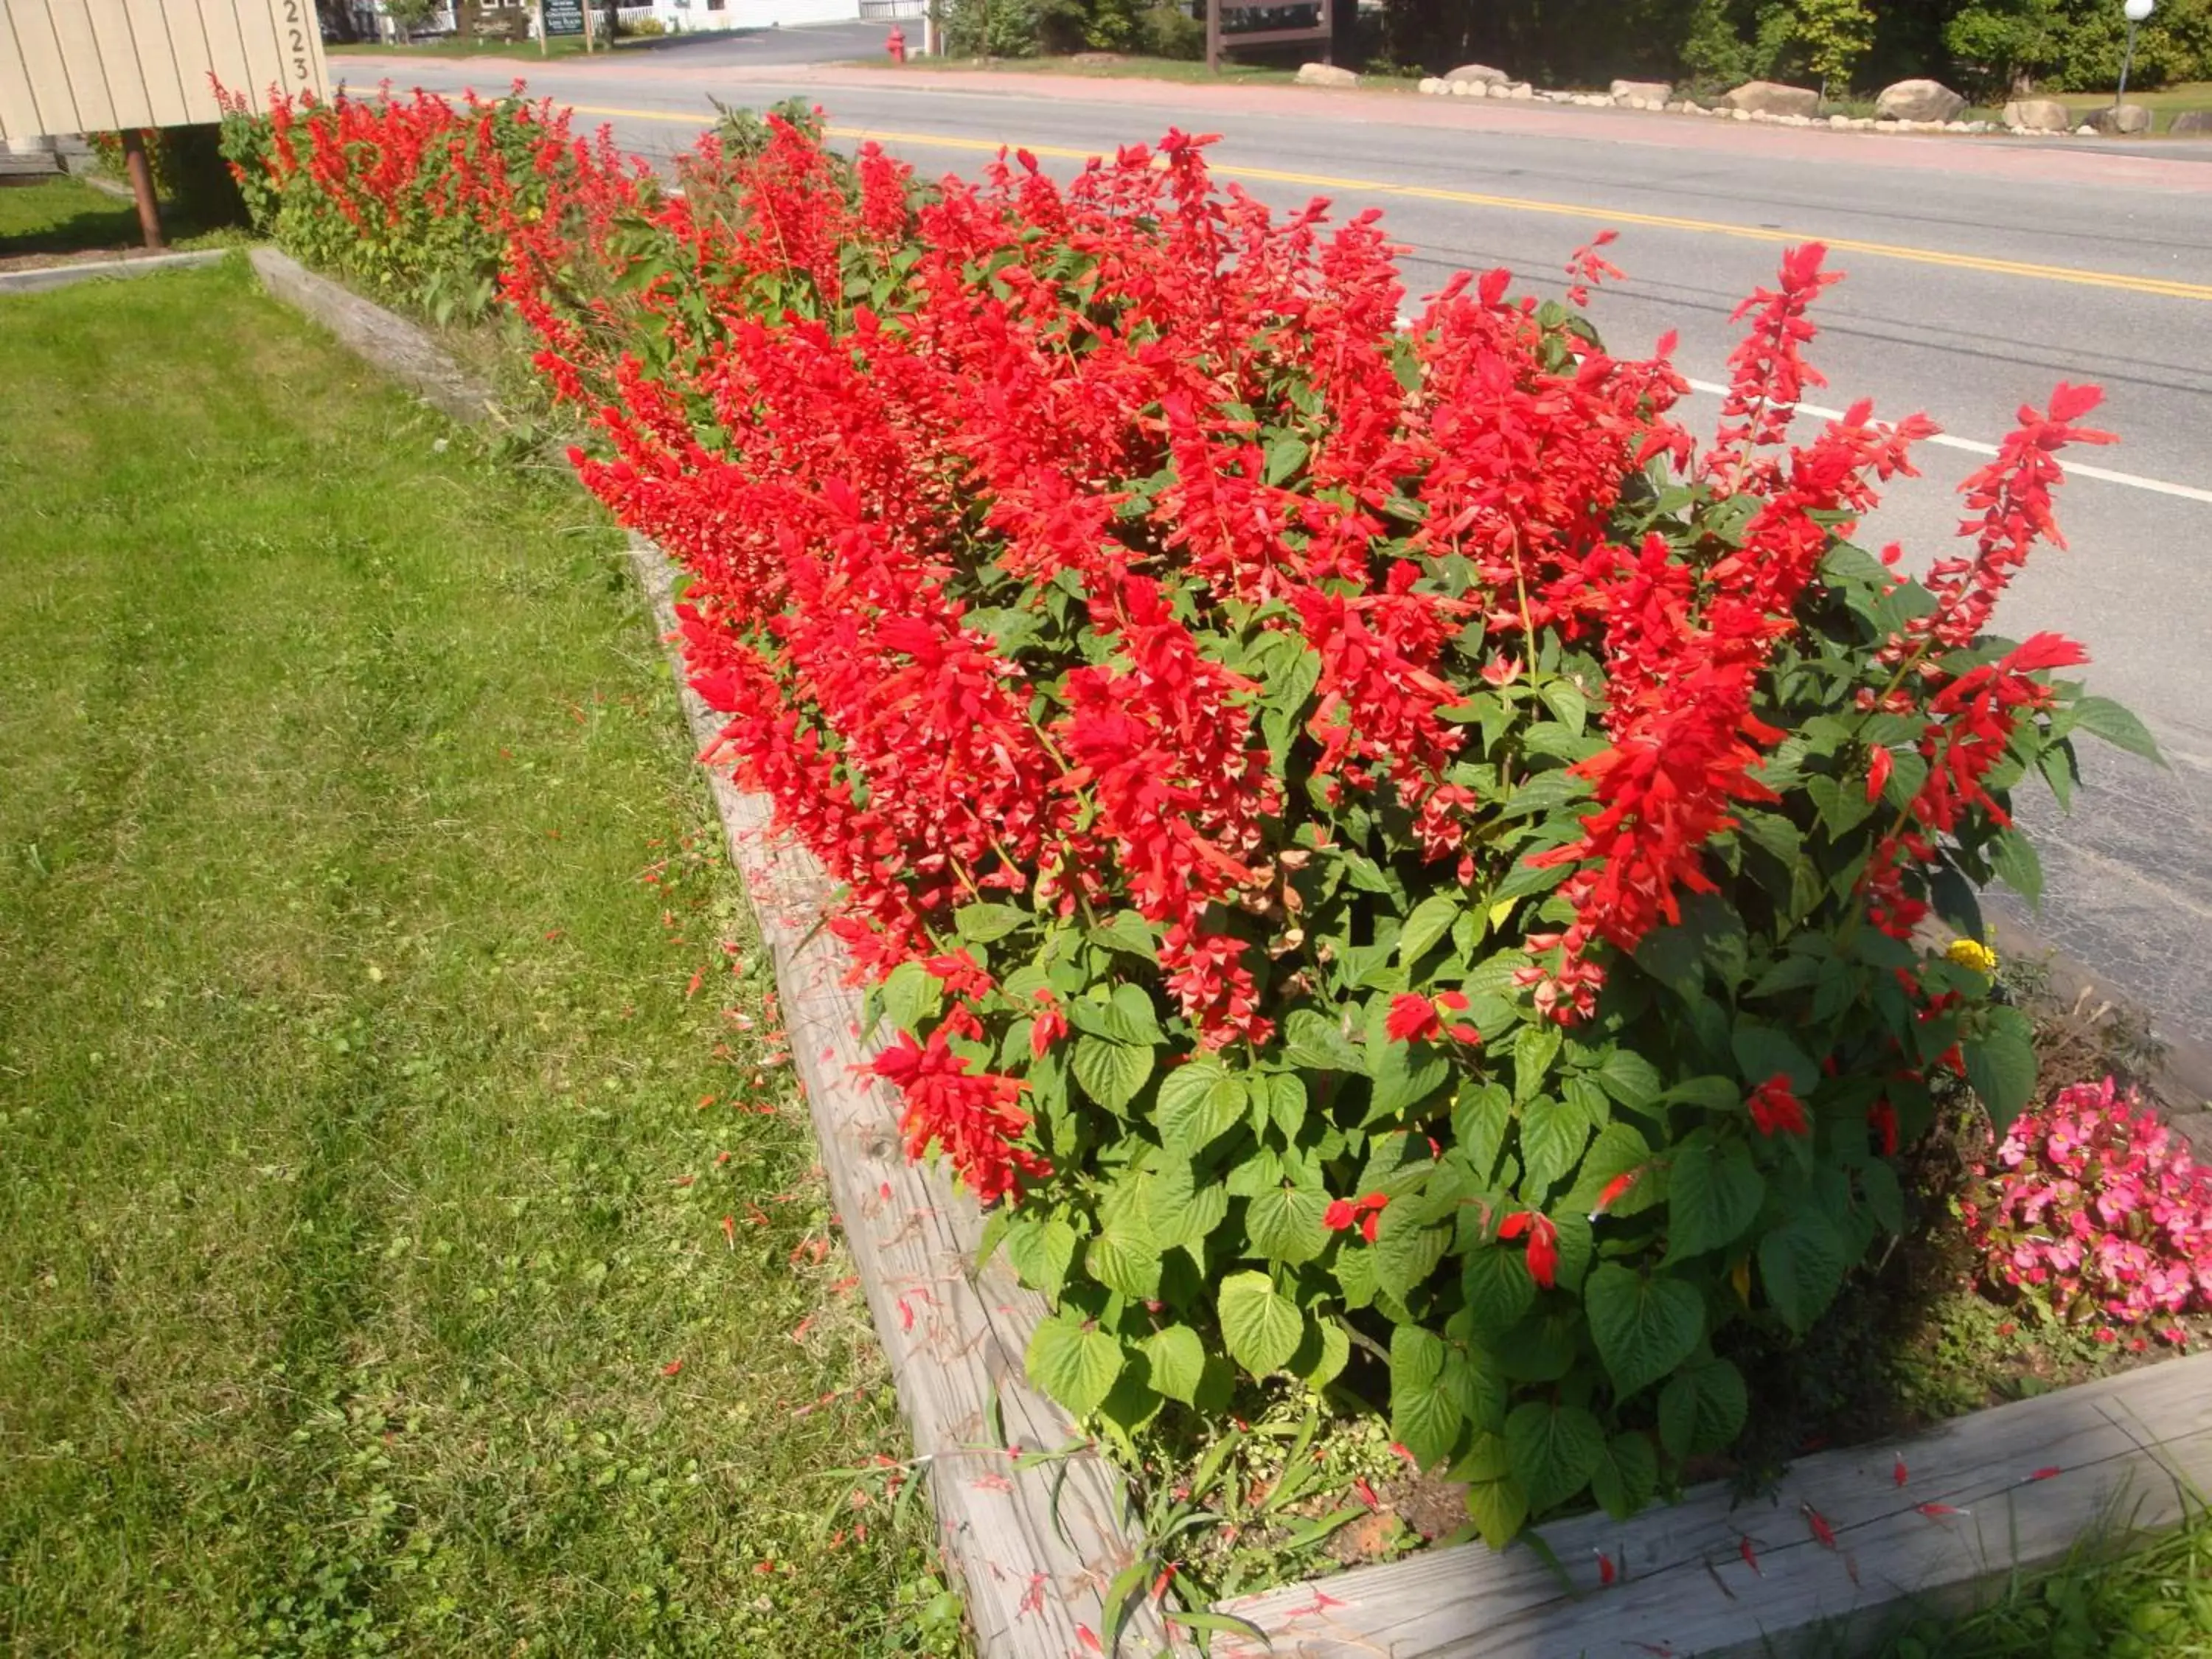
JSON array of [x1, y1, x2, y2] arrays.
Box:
[[215, 82, 2208, 1656]]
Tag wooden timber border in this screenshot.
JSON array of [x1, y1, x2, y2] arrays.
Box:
[[226, 240, 2212, 1659], [1222, 1349, 2212, 1656]]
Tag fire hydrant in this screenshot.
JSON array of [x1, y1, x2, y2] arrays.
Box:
[[886, 24, 907, 62]]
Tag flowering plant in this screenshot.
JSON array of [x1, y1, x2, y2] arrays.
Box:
[[1965, 1077, 2212, 1338], [219, 89, 2160, 1542]]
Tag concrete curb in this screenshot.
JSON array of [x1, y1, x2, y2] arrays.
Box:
[[240, 247, 1170, 1659], [0, 248, 226, 294]]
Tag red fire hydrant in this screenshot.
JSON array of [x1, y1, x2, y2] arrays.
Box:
[[886, 24, 907, 62]]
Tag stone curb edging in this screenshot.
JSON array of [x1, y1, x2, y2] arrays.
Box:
[[227, 243, 1171, 1659], [0, 247, 226, 294]]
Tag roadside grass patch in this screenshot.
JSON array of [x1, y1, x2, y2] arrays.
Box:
[[0, 257, 963, 1657]]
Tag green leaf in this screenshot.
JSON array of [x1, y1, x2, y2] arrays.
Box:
[[953, 900, 1026, 943], [1731, 1023, 1819, 1094], [1504, 1400, 1604, 1514], [1283, 1007, 1368, 1075], [1002, 1214, 1077, 1301], [1590, 1432, 1660, 1522], [1087, 1217, 1162, 1300], [1246, 1186, 1332, 1265], [1071, 1034, 1153, 1113], [1261, 1072, 1307, 1138], [1217, 1270, 1304, 1378], [1588, 1048, 1662, 1111], [1658, 1358, 1748, 1460], [1964, 1005, 2038, 1130], [1512, 1023, 1563, 1105], [1371, 1204, 1451, 1298], [1298, 1318, 1352, 1389], [1454, 1081, 1514, 1180], [1390, 1325, 1462, 1469], [1156, 1057, 1244, 1156], [1989, 830, 2043, 908], [1026, 1316, 1123, 1418], [1518, 1092, 1596, 1194], [1538, 678, 1588, 736], [1366, 1029, 1451, 1123], [1141, 1325, 1206, 1406], [1462, 1466, 1529, 1548], [877, 959, 942, 1036], [1807, 774, 1876, 839], [1397, 891, 1463, 968], [1264, 431, 1310, 487], [1087, 911, 1159, 962], [1666, 1138, 1765, 1262], [1103, 981, 1164, 1046], [2070, 695, 2161, 764], [1759, 1213, 1848, 1334], [1461, 1245, 1536, 1340], [1586, 1265, 1705, 1398]]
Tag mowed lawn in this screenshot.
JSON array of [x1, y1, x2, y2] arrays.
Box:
[[0, 260, 961, 1657]]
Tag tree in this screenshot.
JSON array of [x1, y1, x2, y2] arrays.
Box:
[[1795, 0, 1875, 90]]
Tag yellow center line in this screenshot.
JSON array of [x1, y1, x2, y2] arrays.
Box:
[[566, 102, 2212, 303]]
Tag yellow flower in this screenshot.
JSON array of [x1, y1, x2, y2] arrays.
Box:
[[1947, 938, 1999, 975]]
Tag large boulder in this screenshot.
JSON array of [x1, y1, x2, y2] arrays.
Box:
[[1610, 78, 1672, 104], [2087, 102, 2152, 135], [1296, 62, 1358, 88], [2171, 109, 2212, 134], [2002, 97, 2072, 132], [1723, 80, 1822, 118], [1442, 63, 1509, 86], [1875, 79, 1966, 123]]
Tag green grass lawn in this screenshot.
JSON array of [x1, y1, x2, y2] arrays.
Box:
[[0, 257, 964, 1657], [1868, 1501, 2212, 1658]]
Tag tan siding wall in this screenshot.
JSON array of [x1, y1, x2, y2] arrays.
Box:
[[0, 0, 330, 140]]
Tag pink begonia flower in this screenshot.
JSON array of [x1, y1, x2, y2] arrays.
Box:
[[1967, 1077, 2212, 1338]]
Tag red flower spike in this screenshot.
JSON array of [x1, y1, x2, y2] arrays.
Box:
[[1738, 1534, 1762, 1576], [1498, 1210, 1561, 1289], [1803, 1503, 1837, 1550], [1893, 1454, 1908, 1488], [1747, 1074, 1809, 1138], [1592, 1169, 1642, 1217], [1597, 1550, 1617, 1587]]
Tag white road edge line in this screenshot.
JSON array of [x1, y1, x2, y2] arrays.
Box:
[[1678, 375, 2212, 506], [1389, 310, 2210, 506]]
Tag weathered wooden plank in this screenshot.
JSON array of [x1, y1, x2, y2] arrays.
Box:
[[625, 535, 1172, 1659], [1221, 1349, 2212, 1658]]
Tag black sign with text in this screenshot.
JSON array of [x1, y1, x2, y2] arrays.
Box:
[[543, 0, 585, 35]]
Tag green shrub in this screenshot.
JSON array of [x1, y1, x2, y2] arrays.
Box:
[[222, 91, 2151, 1551]]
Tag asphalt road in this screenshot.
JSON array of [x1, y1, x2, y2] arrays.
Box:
[[344, 50, 2212, 1060]]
